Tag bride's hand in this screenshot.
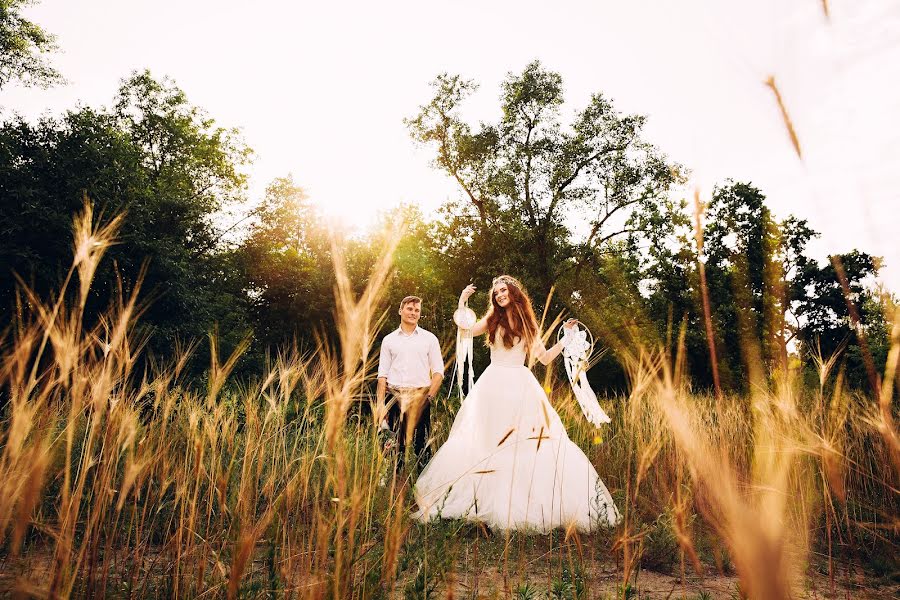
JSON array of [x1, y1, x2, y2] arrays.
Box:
[[459, 284, 476, 306], [562, 318, 578, 330]]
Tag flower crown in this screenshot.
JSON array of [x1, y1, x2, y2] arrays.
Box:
[[492, 275, 523, 291]]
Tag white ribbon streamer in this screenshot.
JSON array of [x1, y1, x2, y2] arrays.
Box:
[[453, 305, 476, 400], [559, 323, 611, 427]]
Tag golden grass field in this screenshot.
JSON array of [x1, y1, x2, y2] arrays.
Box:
[[0, 203, 898, 599]]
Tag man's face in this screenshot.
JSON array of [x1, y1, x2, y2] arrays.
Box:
[[399, 301, 421, 326]]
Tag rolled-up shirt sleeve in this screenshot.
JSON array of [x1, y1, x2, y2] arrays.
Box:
[[377, 336, 392, 379], [428, 334, 444, 377]]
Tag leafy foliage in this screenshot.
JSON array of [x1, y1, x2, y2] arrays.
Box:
[[0, 70, 251, 363], [0, 0, 61, 89], [1, 62, 893, 392], [407, 61, 684, 302]]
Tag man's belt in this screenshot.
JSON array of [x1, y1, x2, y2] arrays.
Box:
[[387, 385, 429, 394], [386, 385, 429, 414]]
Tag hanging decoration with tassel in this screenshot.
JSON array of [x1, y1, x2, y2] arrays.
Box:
[[558, 322, 611, 426], [453, 303, 477, 400]]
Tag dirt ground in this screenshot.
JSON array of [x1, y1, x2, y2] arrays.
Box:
[[391, 553, 900, 599], [2, 547, 898, 599], [409, 563, 900, 599]]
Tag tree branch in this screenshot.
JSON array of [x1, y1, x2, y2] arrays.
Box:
[[554, 141, 629, 199], [523, 119, 537, 228], [583, 194, 646, 249]]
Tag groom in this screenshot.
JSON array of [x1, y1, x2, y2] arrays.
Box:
[[376, 295, 444, 472]]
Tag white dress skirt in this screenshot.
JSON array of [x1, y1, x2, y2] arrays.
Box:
[[413, 338, 620, 532]]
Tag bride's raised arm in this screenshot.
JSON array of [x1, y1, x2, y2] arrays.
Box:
[[458, 284, 488, 336], [470, 318, 488, 337], [533, 319, 578, 365]]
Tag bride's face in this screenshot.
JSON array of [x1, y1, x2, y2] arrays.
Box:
[[493, 283, 511, 308]]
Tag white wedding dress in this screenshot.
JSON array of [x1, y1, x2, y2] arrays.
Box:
[[413, 337, 621, 532]]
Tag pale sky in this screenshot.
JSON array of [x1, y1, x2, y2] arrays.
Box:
[[3, 0, 899, 292]]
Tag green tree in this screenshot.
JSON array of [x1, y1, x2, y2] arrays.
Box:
[[629, 180, 887, 392], [407, 61, 683, 302], [367, 205, 459, 343], [778, 215, 818, 349], [0, 70, 251, 361], [701, 181, 783, 387], [687, 182, 882, 391], [0, 0, 61, 89], [795, 250, 886, 390], [239, 175, 334, 350], [629, 197, 707, 381]]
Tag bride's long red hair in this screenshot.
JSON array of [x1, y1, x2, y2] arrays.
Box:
[[485, 276, 539, 352]]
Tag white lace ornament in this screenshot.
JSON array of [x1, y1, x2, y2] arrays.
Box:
[[558, 322, 611, 427], [453, 305, 477, 400]]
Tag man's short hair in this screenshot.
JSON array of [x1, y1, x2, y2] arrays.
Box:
[[399, 295, 422, 310]]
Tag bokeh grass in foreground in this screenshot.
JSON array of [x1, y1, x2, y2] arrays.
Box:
[[0, 202, 897, 599]]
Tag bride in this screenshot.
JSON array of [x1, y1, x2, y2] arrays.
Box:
[[413, 275, 620, 532]]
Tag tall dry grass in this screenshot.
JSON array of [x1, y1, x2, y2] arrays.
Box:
[[0, 201, 408, 598], [0, 201, 897, 599]]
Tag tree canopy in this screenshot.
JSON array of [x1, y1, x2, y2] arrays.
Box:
[[1, 61, 894, 393], [0, 71, 251, 360], [0, 0, 61, 89], [407, 61, 684, 301]]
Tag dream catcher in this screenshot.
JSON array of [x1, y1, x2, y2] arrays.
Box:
[[557, 321, 610, 426], [453, 303, 477, 400]]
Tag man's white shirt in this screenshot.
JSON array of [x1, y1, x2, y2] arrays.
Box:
[[377, 326, 444, 388]]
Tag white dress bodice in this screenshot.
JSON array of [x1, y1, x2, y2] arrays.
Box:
[[489, 339, 528, 367]]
